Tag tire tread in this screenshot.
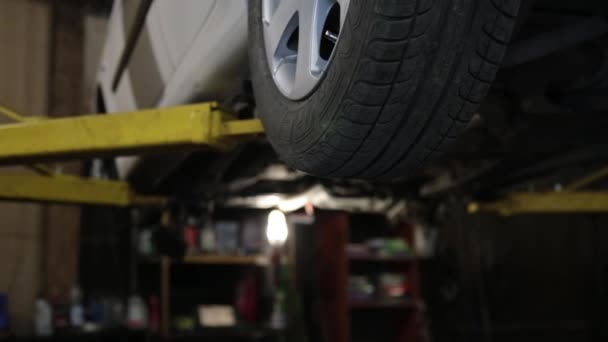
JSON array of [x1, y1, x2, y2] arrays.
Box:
[[250, 0, 520, 179]]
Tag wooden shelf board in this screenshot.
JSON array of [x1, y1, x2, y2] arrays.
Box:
[[140, 254, 269, 266], [181, 254, 269, 266], [168, 326, 280, 340], [347, 253, 417, 262], [348, 298, 415, 309]]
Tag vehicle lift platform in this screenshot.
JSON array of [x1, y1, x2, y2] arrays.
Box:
[[0, 102, 263, 207], [0, 101, 607, 214]]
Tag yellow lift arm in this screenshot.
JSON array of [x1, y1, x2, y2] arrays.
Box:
[[468, 192, 608, 216], [0, 102, 264, 207], [468, 166, 608, 215], [0, 173, 164, 207], [0, 102, 262, 164]]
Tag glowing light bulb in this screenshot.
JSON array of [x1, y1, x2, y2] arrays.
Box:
[[266, 210, 288, 247]]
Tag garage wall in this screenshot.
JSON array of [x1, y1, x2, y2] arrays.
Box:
[[0, 0, 50, 121], [0, 0, 50, 335]]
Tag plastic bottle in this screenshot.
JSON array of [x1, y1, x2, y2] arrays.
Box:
[[34, 297, 53, 337], [184, 216, 199, 255], [270, 291, 285, 330], [50, 290, 69, 332], [0, 294, 8, 333], [148, 296, 160, 333], [69, 285, 84, 329], [200, 220, 216, 253], [126, 294, 148, 330]]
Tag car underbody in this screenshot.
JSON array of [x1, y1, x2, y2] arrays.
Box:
[[91, 0, 608, 212]]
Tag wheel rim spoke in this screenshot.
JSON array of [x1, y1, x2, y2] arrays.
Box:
[[292, 0, 322, 99], [263, 0, 299, 63], [263, 0, 350, 100], [337, 0, 350, 27]]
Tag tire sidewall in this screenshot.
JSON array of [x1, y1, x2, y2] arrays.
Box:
[[249, 0, 367, 172]]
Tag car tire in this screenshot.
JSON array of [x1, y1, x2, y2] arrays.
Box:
[[249, 0, 521, 179]]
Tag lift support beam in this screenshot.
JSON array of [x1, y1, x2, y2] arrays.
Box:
[[0, 102, 264, 207]]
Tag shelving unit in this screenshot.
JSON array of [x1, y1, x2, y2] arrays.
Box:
[[317, 212, 422, 342], [127, 208, 278, 341], [158, 255, 272, 339]]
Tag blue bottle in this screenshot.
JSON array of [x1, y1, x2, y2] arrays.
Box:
[[0, 293, 9, 332]]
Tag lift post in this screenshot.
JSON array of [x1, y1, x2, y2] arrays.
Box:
[[0, 102, 264, 206]]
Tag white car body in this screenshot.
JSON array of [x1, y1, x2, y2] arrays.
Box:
[[96, 0, 249, 177]]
